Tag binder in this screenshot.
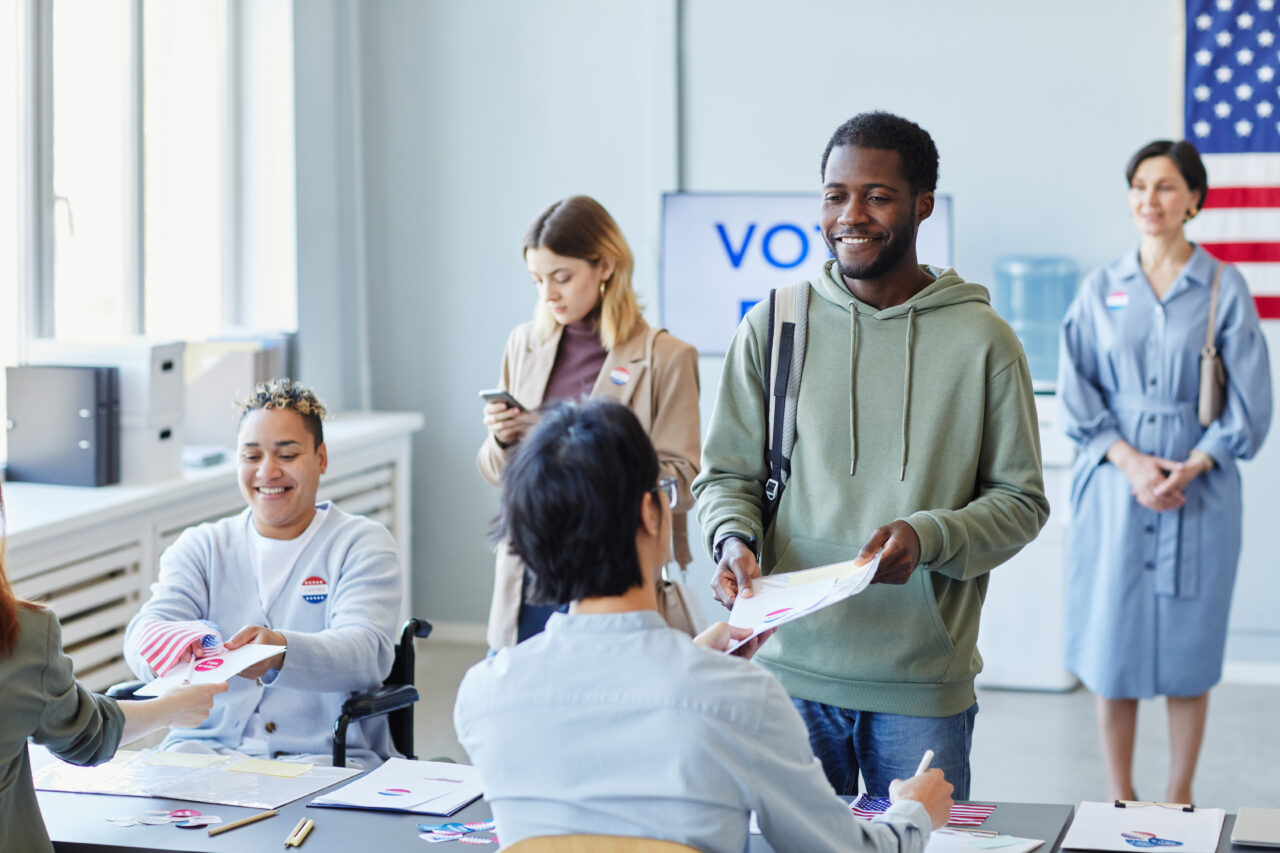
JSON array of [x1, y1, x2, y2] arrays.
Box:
[[4, 365, 120, 487]]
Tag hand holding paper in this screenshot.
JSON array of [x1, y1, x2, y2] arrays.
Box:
[[136, 643, 287, 696], [723, 554, 879, 653]]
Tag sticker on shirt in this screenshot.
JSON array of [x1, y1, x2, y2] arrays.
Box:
[[1106, 291, 1130, 310], [301, 575, 329, 604], [609, 367, 630, 386]]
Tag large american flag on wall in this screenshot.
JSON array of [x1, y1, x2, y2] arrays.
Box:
[[1184, 0, 1280, 319]]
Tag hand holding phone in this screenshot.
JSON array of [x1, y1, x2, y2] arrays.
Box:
[[480, 389, 531, 447], [478, 389, 527, 412]]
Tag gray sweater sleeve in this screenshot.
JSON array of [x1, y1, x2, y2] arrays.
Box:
[[268, 521, 400, 693]]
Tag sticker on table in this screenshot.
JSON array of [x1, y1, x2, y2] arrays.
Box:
[[609, 367, 630, 386], [1123, 831, 1183, 847], [1106, 291, 1130, 310], [301, 575, 329, 604]]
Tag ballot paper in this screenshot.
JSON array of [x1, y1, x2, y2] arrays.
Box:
[[725, 555, 879, 653], [310, 758, 483, 817], [135, 643, 286, 696], [1061, 801, 1226, 853], [928, 829, 1044, 853]]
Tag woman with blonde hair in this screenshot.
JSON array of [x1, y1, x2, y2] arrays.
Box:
[[0, 482, 225, 853], [478, 195, 701, 648]]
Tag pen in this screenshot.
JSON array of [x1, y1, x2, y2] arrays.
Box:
[[915, 749, 935, 776], [181, 657, 197, 686], [207, 808, 277, 836]]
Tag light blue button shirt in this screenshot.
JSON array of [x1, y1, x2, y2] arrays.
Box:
[[1058, 245, 1272, 698], [454, 610, 931, 853]]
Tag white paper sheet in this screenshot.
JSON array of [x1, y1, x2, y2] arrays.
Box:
[[310, 758, 483, 816], [725, 555, 878, 652], [31, 744, 357, 810], [1061, 801, 1225, 853], [135, 643, 286, 696], [929, 829, 1044, 853]]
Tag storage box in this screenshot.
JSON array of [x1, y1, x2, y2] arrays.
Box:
[[119, 415, 183, 484], [27, 338, 185, 425]]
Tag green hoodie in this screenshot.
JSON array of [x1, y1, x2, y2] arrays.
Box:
[[693, 260, 1049, 717]]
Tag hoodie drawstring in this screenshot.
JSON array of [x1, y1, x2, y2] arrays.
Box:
[[900, 307, 915, 481], [849, 306, 859, 477]]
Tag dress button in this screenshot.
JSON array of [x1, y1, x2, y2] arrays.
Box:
[[265, 721, 277, 734], [1147, 415, 1156, 423], [1144, 561, 1155, 570], [1145, 525, 1155, 533], [1150, 378, 1157, 386]]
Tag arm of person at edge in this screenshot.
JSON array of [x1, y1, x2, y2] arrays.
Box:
[[477, 327, 539, 485], [648, 334, 702, 512]]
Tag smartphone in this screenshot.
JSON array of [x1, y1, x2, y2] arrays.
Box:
[[478, 388, 528, 412]]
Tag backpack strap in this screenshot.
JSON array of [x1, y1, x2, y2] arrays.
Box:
[[763, 282, 809, 528]]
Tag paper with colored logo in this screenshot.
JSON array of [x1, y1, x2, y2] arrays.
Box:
[[310, 758, 483, 816], [135, 643, 286, 696], [724, 555, 878, 653], [1061, 802, 1225, 853]]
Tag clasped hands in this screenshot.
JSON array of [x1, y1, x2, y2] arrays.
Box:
[[711, 520, 922, 608], [1107, 441, 1212, 513]]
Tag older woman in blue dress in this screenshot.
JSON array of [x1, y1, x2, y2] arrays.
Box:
[[1058, 139, 1272, 804]]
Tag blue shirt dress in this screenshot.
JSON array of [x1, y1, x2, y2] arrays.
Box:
[[1058, 245, 1272, 699]]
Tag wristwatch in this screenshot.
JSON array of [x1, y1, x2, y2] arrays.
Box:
[[713, 533, 758, 564]]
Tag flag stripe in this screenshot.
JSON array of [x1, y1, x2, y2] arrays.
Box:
[[1203, 187, 1280, 209], [1256, 296, 1280, 320], [848, 795, 995, 827], [1200, 154, 1280, 186], [1187, 209, 1280, 242], [1199, 243, 1280, 264]]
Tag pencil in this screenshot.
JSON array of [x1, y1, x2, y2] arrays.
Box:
[[915, 749, 935, 776], [288, 819, 315, 847], [207, 808, 278, 836], [284, 817, 307, 846]]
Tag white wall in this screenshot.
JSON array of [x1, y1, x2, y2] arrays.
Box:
[[336, 0, 1276, 668]]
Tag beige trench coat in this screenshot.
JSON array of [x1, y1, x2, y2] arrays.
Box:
[[477, 318, 701, 649]]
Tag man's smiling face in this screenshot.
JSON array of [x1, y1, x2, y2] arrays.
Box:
[[237, 407, 327, 540], [820, 145, 925, 284]]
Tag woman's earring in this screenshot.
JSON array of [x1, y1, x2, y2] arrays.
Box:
[[1185, 206, 1199, 222], [599, 281, 607, 298]]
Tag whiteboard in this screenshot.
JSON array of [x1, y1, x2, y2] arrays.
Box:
[[659, 192, 953, 356]]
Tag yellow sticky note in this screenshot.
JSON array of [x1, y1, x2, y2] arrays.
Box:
[[141, 751, 225, 768], [226, 758, 313, 778]]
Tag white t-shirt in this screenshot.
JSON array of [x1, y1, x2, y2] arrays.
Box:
[[241, 503, 329, 755], [248, 504, 329, 614]]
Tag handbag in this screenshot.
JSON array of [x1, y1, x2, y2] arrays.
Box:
[[656, 564, 704, 637], [1198, 264, 1227, 427]]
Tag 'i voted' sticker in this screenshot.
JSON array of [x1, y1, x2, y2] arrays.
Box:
[[194, 658, 223, 672], [301, 576, 329, 604], [1106, 291, 1130, 310], [1123, 831, 1183, 847], [609, 367, 630, 386]]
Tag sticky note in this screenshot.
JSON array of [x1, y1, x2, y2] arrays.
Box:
[[225, 758, 313, 778]]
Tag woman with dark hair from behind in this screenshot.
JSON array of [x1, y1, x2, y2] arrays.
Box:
[[455, 399, 953, 852], [476, 195, 701, 649], [1058, 139, 1272, 803], [0, 482, 225, 853]]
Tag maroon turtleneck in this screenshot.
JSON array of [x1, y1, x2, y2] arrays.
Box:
[[543, 316, 609, 404]]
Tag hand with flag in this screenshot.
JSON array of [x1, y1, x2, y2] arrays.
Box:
[[132, 619, 226, 677]]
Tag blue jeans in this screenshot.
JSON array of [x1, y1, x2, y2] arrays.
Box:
[[792, 698, 977, 799]]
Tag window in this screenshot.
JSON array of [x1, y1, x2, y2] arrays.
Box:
[[2, 0, 296, 462]]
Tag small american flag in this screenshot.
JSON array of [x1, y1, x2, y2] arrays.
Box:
[[134, 619, 225, 677], [849, 794, 996, 827], [1184, 0, 1280, 319]]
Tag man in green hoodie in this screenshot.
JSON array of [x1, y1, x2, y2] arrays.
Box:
[[692, 111, 1049, 800]]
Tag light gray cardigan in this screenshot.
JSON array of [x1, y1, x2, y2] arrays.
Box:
[[124, 503, 401, 759]]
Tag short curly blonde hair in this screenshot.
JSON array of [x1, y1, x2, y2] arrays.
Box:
[[237, 378, 327, 448]]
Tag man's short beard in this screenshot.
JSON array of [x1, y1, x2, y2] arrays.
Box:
[[827, 226, 915, 281]]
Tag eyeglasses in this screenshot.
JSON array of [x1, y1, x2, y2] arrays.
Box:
[[649, 476, 679, 509]]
